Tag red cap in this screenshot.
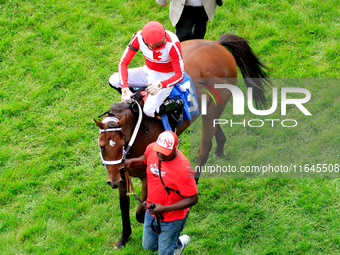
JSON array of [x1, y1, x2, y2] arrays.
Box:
[[153, 131, 178, 156], [142, 21, 165, 44]]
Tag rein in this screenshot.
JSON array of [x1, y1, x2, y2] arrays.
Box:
[[119, 99, 143, 201]]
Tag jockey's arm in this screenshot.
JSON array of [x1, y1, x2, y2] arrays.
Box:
[[118, 35, 140, 88], [118, 47, 138, 88]]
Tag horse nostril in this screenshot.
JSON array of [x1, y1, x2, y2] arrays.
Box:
[[107, 181, 112, 186]]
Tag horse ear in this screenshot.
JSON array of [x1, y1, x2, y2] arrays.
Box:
[[118, 115, 126, 127], [94, 118, 105, 129]]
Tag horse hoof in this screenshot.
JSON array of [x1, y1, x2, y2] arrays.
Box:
[[115, 242, 124, 250], [115, 239, 126, 250], [214, 152, 225, 158]]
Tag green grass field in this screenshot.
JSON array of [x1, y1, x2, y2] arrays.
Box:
[[1, 0, 340, 254]]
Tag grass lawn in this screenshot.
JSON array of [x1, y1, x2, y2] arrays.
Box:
[[1, 0, 339, 254]]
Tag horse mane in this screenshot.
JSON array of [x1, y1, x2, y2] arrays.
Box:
[[109, 89, 145, 116], [108, 91, 150, 134], [109, 102, 131, 114]]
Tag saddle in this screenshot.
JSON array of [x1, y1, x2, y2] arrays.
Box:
[[158, 97, 184, 131]]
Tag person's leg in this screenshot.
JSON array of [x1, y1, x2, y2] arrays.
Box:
[[158, 216, 189, 255], [108, 67, 148, 89], [192, 7, 209, 39], [143, 68, 175, 117], [174, 211, 190, 249], [142, 211, 158, 251], [175, 6, 195, 42], [143, 87, 173, 117]]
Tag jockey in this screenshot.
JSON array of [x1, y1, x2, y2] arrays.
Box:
[[109, 21, 185, 118]]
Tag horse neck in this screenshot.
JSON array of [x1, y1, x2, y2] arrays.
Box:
[[122, 108, 136, 144], [115, 98, 162, 158]]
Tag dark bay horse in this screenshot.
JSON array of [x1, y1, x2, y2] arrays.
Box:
[[94, 33, 270, 249]]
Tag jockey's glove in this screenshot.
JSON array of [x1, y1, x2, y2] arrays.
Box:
[[147, 82, 163, 95], [121, 88, 133, 103]]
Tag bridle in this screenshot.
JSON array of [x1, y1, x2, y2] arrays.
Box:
[[98, 99, 143, 201], [99, 117, 124, 166]]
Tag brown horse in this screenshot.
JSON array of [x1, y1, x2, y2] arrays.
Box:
[[94, 33, 269, 249]]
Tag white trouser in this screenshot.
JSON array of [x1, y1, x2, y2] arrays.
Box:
[[109, 66, 174, 117]]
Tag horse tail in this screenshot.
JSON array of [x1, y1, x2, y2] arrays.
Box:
[[217, 33, 270, 109]]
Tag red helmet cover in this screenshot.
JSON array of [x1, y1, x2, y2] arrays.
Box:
[[142, 21, 165, 44]]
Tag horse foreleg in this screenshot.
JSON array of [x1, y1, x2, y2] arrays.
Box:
[[136, 176, 147, 223], [214, 124, 226, 157], [115, 186, 131, 249]]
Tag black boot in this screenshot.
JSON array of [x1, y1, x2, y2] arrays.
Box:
[[109, 82, 122, 94]]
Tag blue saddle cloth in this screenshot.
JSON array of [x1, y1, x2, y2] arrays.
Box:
[[160, 72, 200, 131]]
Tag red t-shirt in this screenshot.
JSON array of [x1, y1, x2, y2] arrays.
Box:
[[144, 142, 198, 222]]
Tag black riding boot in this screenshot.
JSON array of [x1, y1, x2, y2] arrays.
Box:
[[108, 83, 137, 94], [109, 82, 122, 94]]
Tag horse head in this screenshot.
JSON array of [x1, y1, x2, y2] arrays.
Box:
[[94, 115, 127, 189]]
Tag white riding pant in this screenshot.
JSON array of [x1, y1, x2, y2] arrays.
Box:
[[109, 66, 174, 117]]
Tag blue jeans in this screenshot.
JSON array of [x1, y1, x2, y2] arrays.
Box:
[[142, 211, 189, 255]]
